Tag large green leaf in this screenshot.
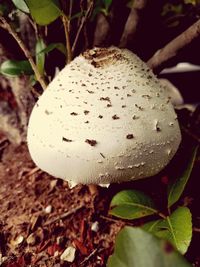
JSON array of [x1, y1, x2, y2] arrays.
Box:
[[143, 207, 192, 254], [107, 227, 192, 267], [110, 190, 158, 219], [36, 38, 46, 75], [168, 146, 198, 207], [12, 0, 29, 13], [0, 60, 33, 77], [142, 219, 163, 233], [25, 0, 61, 25]]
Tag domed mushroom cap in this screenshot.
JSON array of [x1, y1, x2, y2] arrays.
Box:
[[27, 47, 181, 184]]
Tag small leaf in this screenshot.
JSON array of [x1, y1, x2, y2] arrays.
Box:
[[103, 0, 112, 11], [110, 190, 158, 219], [12, 0, 29, 13], [70, 12, 84, 21], [168, 146, 198, 207], [107, 227, 192, 267], [0, 60, 33, 77], [25, 0, 61, 25], [143, 207, 192, 254], [0, 4, 8, 15], [29, 75, 37, 86], [39, 43, 66, 56], [36, 38, 46, 75]]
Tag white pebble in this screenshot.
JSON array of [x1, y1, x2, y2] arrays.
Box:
[[44, 205, 52, 214], [91, 221, 99, 232], [60, 246, 76, 262]]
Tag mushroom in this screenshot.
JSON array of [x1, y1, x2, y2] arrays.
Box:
[[27, 47, 181, 185]]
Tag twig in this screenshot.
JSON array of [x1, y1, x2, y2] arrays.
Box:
[[0, 16, 47, 91], [119, 0, 147, 47], [181, 125, 200, 143], [147, 19, 200, 73], [31, 86, 41, 97], [72, 0, 94, 54], [100, 215, 131, 225], [26, 166, 41, 177], [62, 15, 72, 63], [44, 204, 84, 226], [80, 248, 99, 265], [81, 0, 89, 50], [68, 0, 73, 31], [193, 227, 200, 233]]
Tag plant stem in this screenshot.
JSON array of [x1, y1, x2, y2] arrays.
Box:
[[147, 19, 200, 74], [0, 16, 47, 91], [62, 15, 72, 63], [72, 0, 94, 54], [193, 227, 200, 233], [119, 0, 148, 47], [69, 0, 73, 30]]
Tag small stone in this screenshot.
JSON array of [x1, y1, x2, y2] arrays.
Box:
[[27, 233, 36, 246], [0, 253, 7, 265], [60, 246, 76, 262], [56, 236, 66, 246], [68, 180, 78, 189], [91, 221, 99, 232], [50, 179, 57, 190], [44, 205, 52, 214], [12, 235, 24, 246]]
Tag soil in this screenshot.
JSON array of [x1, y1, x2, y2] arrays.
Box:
[[0, 108, 200, 267], [0, 140, 124, 267]]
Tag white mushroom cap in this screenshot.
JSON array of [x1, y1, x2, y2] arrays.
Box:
[[27, 47, 181, 185]]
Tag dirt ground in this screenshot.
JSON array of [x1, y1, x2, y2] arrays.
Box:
[[0, 140, 125, 267], [0, 125, 199, 266]]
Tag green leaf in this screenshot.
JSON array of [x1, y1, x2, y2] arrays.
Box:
[[39, 43, 66, 56], [107, 227, 192, 267], [36, 38, 46, 76], [168, 146, 198, 207], [143, 207, 192, 254], [110, 190, 158, 219], [12, 0, 29, 13], [103, 0, 112, 11], [25, 0, 61, 25], [0, 60, 33, 77], [142, 219, 163, 233], [0, 4, 8, 15], [70, 11, 84, 21]]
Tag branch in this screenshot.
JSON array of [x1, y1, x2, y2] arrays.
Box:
[[0, 16, 47, 90], [147, 19, 200, 74], [68, 0, 73, 31], [119, 0, 147, 48], [62, 15, 72, 63], [71, 0, 94, 55]]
